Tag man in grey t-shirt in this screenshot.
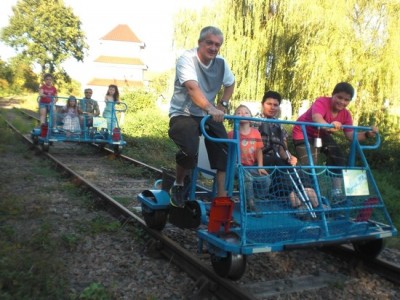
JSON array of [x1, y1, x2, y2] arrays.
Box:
[[79, 88, 100, 127], [168, 26, 235, 207]]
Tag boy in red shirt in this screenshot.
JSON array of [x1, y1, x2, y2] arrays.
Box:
[[38, 73, 58, 131], [292, 82, 377, 201]]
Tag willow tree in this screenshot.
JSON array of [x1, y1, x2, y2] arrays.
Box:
[[376, 1, 400, 130], [234, 0, 400, 123], [172, 0, 274, 106], [334, 0, 400, 125], [172, 0, 400, 126], [219, 0, 272, 103], [173, 9, 210, 52], [1, 0, 88, 81]]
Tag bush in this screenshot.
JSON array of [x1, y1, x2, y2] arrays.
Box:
[[122, 107, 176, 168], [123, 89, 157, 114]]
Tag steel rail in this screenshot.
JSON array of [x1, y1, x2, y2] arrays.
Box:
[[322, 245, 400, 285]]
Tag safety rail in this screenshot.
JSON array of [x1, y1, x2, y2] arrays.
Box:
[[32, 96, 127, 152], [198, 115, 396, 252]]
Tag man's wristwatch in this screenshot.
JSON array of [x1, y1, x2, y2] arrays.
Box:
[[220, 100, 229, 108]]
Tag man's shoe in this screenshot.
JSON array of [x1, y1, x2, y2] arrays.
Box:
[[170, 185, 185, 208]]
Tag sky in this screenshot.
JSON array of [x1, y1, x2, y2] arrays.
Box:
[[0, 0, 215, 85]]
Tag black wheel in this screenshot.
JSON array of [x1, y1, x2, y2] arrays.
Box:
[[352, 239, 384, 259], [141, 203, 168, 231], [42, 143, 49, 152], [210, 232, 246, 280], [113, 145, 122, 155], [32, 136, 39, 145], [211, 252, 247, 280]]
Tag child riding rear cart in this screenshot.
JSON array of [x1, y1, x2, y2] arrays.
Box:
[[31, 96, 127, 154]]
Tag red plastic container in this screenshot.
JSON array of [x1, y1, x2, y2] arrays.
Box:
[[40, 123, 48, 137], [112, 127, 121, 141], [356, 197, 378, 222], [208, 197, 234, 233]]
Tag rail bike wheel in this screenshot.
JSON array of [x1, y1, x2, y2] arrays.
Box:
[[210, 232, 246, 280], [113, 145, 122, 155], [352, 238, 384, 259], [141, 203, 168, 231], [32, 135, 39, 145], [42, 142, 49, 152]]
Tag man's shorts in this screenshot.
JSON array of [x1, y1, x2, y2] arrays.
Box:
[[169, 115, 228, 171]]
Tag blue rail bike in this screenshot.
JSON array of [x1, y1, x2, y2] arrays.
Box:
[[137, 115, 397, 280], [31, 96, 127, 153]]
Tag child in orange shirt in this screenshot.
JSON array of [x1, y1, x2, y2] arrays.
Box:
[[228, 105, 270, 212]]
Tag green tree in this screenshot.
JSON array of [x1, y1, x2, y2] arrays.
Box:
[[0, 0, 88, 82], [173, 0, 400, 127], [8, 56, 39, 93], [148, 69, 175, 98], [123, 88, 158, 114], [0, 58, 13, 93]]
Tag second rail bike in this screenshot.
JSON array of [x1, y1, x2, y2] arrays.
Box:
[[31, 96, 127, 153]]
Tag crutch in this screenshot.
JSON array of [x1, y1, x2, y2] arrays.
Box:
[[262, 123, 316, 218], [286, 164, 317, 219], [278, 142, 317, 219]]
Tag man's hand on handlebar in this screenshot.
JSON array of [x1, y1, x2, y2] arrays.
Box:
[[207, 105, 225, 122]]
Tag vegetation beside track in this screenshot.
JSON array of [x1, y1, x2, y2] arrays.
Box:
[[0, 112, 139, 299]]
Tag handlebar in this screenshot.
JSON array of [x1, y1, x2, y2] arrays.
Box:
[[200, 114, 380, 148], [114, 102, 128, 112], [360, 132, 381, 150], [200, 115, 235, 144], [36, 96, 128, 112]]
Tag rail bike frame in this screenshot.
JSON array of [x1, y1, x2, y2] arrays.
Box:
[[137, 115, 397, 280], [31, 96, 127, 153]]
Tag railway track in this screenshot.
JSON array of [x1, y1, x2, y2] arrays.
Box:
[[2, 106, 400, 299], [6, 108, 260, 299]]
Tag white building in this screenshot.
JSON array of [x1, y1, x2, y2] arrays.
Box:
[[86, 24, 148, 100]]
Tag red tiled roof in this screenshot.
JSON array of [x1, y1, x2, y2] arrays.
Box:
[[101, 24, 142, 43], [87, 78, 144, 88], [94, 56, 146, 66]]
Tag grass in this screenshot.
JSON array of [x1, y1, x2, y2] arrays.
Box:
[[0, 194, 24, 217], [61, 233, 82, 251], [0, 220, 69, 299], [0, 119, 69, 298], [113, 196, 134, 206], [87, 216, 122, 235], [0, 112, 135, 299], [79, 283, 111, 300]]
